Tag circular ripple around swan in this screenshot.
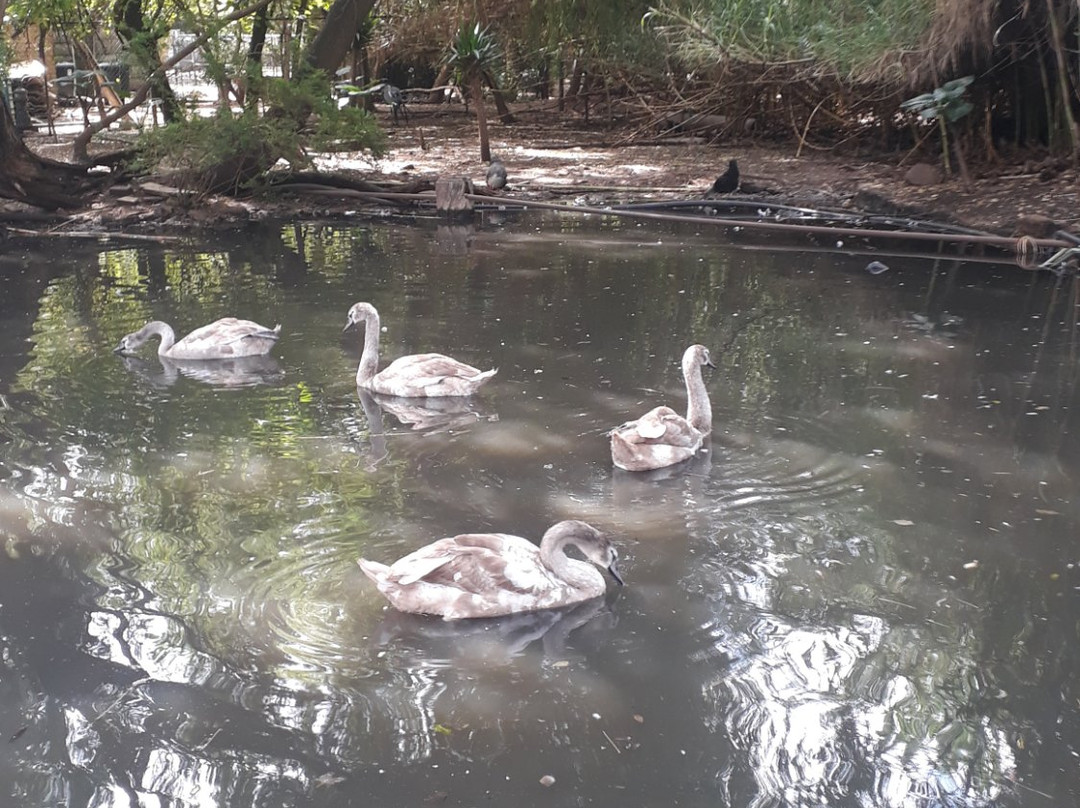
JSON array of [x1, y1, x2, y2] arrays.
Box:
[[711, 415, 879, 519]]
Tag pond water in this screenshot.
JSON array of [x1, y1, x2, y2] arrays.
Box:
[[0, 214, 1078, 807]]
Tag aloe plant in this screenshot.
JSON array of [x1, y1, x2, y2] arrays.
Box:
[[901, 76, 974, 177]]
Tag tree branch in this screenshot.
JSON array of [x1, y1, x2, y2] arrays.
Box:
[[71, 0, 274, 162]]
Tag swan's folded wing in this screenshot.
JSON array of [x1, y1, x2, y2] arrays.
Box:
[[617, 406, 700, 445], [384, 353, 483, 380], [635, 407, 677, 439], [658, 420, 702, 447], [391, 551, 457, 586], [445, 534, 548, 595], [234, 325, 281, 344], [174, 318, 279, 358], [390, 534, 535, 594], [386, 537, 466, 584]]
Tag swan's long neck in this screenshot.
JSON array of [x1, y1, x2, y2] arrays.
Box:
[[145, 321, 177, 355], [356, 311, 382, 386], [540, 533, 599, 592], [683, 355, 712, 434]]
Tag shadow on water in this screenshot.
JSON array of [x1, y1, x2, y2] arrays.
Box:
[[0, 220, 1078, 806]]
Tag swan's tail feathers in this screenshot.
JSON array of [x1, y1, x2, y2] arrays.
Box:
[[357, 558, 390, 584], [610, 430, 634, 469], [473, 367, 497, 382]]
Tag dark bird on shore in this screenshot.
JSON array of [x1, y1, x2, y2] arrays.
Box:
[[486, 159, 508, 191], [711, 159, 740, 194], [381, 83, 408, 124]]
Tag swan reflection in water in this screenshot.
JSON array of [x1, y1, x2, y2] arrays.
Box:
[[608, 445, 714, 536], [118, 354, 286, 389], [353, 389, 390, 470], [369, 595, 619, 663], [358, 388, 497, 433]]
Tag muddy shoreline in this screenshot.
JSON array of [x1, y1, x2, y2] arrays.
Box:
[[5, 110, 1079, 240]]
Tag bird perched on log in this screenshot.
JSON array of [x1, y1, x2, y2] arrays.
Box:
[[710, 159, 740, 193], [381, 83, 408, 124], [486, 158, 508, 191]]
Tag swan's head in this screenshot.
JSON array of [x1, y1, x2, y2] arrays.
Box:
[[602, 544, 624, 585], [548, 520, 624, 586], [684, 344, 716, 371], [343, 302, 378, 333], [113, 323, 156, 355], [113, 334, 136, 355]]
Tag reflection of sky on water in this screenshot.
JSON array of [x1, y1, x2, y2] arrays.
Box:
[[0, 219, 1077, 806], [700, 610, 1015, 807]]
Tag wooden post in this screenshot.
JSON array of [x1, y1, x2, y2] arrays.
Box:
[[435, 177, 474, 213]]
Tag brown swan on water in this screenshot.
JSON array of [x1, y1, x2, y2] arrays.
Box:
[[358, 520, 623, 620], [114, 318, 281, 360], [343, 301, 496, 397], [610, 344, 715, 472]]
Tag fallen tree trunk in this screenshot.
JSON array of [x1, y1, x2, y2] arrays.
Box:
[[0, 102, 104, 210]]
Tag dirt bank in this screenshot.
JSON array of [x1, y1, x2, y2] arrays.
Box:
[[8, 105, 1080, 239]]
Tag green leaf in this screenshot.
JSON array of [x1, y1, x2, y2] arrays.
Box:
[[941, 76, 974, 94], [900, 93, 934, 110], [943, 100, 973, 122]]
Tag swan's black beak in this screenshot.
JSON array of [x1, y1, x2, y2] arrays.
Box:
[[113, 343, 127, 355], [342, 318, 355, 333], [706, 357, 717, 369], [608, 562, 624, 586]]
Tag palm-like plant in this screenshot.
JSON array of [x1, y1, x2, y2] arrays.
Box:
[[901, 76, 974, 177], [448, 23, 501, 162]]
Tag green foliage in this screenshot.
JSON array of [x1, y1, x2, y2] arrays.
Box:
[[446, 23, 500, 161], [530, 0, 662, 67], [133, 73, 384, 193], [8, 0, 101, 42], [447, 22, 501, 77], [646, 0, 935, 82], [133, 109, 289, 191], [900, 76, 974, 124], [0, 36, 11, 81], [901, 76, 973, 175]]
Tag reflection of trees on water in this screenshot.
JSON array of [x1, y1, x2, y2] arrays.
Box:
[[3, 224, 1080, 805], [1, 541, 625, 804]]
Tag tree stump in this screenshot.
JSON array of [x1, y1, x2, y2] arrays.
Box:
[[435, 177, 474, 213]]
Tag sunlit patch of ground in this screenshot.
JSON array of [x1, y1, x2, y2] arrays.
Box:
[[17, 94, 1080, 234]]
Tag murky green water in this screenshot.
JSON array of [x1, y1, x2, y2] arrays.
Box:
[[1, 215, 1078, 807]]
